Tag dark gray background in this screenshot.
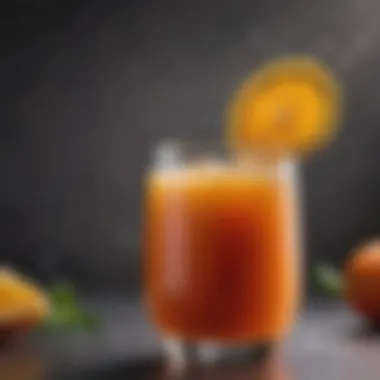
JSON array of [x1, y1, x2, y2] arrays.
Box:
[[3, 0, 380, 294]]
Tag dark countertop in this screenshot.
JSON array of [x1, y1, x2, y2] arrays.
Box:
[[2, 298, 380, 380]]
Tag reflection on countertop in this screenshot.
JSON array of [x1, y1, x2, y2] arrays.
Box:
[[65, 351, 290, 380], [4, 299, 380, 380]]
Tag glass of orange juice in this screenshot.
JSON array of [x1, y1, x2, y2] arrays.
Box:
[[143, 140, 302, 364]]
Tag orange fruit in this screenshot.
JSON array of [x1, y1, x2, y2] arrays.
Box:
[[0, 268, 50, 340], [344, 240, 380, 324], [225, 55, 342, 156]]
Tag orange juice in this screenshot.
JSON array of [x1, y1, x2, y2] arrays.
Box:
[[144, 160, 301, 343]]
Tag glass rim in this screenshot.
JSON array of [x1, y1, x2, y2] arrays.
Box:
[[152, 138, 298, 163], [154, 138, 229, 150]]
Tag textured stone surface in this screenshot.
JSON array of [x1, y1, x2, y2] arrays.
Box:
[[8, 299, 376, 379]]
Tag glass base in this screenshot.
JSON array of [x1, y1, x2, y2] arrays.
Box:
[[162, 337, 273, 368]]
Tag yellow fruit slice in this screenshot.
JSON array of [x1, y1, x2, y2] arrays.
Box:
[[225, 55, 342, 156], [0, 268, 50, 329]]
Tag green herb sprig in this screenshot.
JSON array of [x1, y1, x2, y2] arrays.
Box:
[[313, 263, 344, 298], [41, 283, 100, 332]]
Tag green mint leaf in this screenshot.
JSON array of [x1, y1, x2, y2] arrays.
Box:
[[68, 311, 101, 331], [39, 282, 102, 333], [42, 306, 101, 332], [49, 283, 77, 308], [314, 263, 344, 298]]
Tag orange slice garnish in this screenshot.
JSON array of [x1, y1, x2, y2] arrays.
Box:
[[225, 55, 343, 156], [0, 268, 50, 329]]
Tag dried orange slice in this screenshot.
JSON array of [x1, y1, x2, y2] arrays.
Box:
[[225, 55, 342, 156], [0, 268, 50, 331]]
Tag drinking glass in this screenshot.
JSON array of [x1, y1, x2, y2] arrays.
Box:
[[143, 141, 302, 365]]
